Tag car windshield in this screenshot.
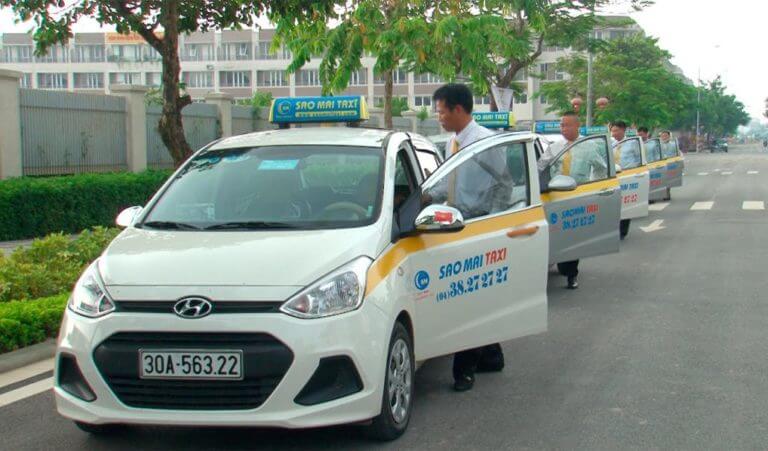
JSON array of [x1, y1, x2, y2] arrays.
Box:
[[661, 139, 678, 159], [645, 139, 662, 163], [141, 145, 384, 230]]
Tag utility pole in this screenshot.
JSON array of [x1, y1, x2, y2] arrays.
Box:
[[696, 67, 701, 151], [586, 50, 593, 127]]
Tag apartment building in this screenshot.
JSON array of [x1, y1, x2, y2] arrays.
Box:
[[0, 17, 641, 124]]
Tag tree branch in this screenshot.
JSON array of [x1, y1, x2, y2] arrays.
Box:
[[109, 0, 163, 50]]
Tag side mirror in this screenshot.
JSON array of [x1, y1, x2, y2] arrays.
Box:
[[414, 205, 465, 233], [548, 175, 578, 192], [116, 206, 143, 228], [615, 164, 623, 174]]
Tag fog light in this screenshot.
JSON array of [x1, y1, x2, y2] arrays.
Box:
[[294, 356, 363, 406], [58, 354, 96, 402]]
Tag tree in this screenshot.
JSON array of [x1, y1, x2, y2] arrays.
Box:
[[538, 35, 697, 129], [3, 0, 334, 166], [275, 0, 435, 128], [428, 1, 651, 111], [698, 77, 750, 138]]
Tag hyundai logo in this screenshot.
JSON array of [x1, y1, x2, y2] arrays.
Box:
[[173, 297, 213, 319]]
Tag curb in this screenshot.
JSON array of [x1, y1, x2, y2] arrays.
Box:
[[0, 339, 57, 374]]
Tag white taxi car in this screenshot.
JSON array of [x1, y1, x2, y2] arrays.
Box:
[[54, 97, 559, 440]]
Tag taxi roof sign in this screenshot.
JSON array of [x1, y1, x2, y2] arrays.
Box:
[[269, 96, 369, 125], [580, 125, 608, 136], [626, 128, 638, 137], [473, 112, 515, 129], [535, 121, 561, 134]]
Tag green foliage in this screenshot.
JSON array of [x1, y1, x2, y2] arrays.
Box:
[[0, 294, 68, 353], [236, 91, 274, 119], [0, 227, 119, 303], [375, 96, 410, 117], [417, 107, 430, 121], [0, 171, 170, 241], [697, 77, 751, 138]]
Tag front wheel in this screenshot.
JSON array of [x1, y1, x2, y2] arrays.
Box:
[[367, 322, 414, 441]]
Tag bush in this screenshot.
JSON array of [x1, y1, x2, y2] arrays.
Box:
[[0, 227, 120, 303], [0, 294, 68, 353], [0, 170, 171, 241]]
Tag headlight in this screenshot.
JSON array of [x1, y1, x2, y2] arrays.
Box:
[[68, 260, 115, 318], [281, 256, 373, 319]]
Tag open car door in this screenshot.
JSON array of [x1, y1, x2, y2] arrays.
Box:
[[401, 133, 549, 360], [646, 138, 669, 202], [540, 135, 621, 264], [615, 137, 650, 220], [662, 139, 684, 188]]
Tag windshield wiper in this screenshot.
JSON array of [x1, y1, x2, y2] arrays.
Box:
[[205, 221, 298, 230], [140, 221, 201, 230]]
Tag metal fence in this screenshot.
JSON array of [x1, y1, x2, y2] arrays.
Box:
[[19, 89, 128, 175], [146, 103, 220, 169]]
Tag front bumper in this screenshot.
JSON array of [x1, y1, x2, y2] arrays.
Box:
[[55, 301, 391, 428]]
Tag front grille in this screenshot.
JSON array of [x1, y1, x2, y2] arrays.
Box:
[[114, 301, 283, 314], [93, 332, 293, 410]]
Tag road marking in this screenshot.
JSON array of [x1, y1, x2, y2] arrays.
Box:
[[691, 202, 714, 211], [721, 171, 733, 175], [748, 171, 759, 174], [743, 201, 765, 210], [640, 220, 665, 233], [697, 172, 709, 176], [648, 202, 669, 211], [0, 358, 54, 389], [0, 377, 52, 409], [713, 168, 721, 172]]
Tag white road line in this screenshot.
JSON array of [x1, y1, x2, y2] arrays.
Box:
[[648, 202, 669, 211], [0, 358, 54, 389], [697, 172, 709, 176], [0, 377, 52, 409], [721, 171, 733, 175], [691, 202, 714, 211], [713, 168, 721, 172], [640, 220, 666, 233], [748, 171, 759, 175], [743, 201, 765, 210]]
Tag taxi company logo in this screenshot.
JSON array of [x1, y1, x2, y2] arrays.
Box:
[[549, 213, 558, 225], [276, 100, 292, 115], [173, 297, 213, 319], [414, 271, 431, 291]]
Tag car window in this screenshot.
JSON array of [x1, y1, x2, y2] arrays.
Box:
[[661, 140, 678, 159], [645, 139, 663, 163], [395, 149, 417, 210], [142, 145, 384, 230], [615, 139, 643, 170], [423, 142, 529, 221], [549, 136, 610, 185], [415, 150, 440, 179]]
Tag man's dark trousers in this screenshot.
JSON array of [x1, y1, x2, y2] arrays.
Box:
[[557, 260, 579, 278], [453, 343, 504, 380]]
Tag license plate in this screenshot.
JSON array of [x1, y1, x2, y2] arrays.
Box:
[[139, 349, 243, 380]]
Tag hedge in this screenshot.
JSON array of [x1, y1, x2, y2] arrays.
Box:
[[0, 294, 68, 353], [0, 170, 171, 241]]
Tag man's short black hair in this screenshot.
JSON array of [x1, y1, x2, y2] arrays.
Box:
[[433, 83, 474, 114], [562, 111, 579, 119], [610, 120, 628, 130], [638, 126, 649, 133]]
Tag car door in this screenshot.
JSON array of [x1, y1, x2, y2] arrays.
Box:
[[403, 134, 549, 360], [615, 137, 650, 220], [663, 139, 684, 188], [645, 138, 668, 201], [540, 135, 621, 264]]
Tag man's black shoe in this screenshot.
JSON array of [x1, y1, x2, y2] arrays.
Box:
[[453, 375, 475, 392], [566, 276, 579, 289]]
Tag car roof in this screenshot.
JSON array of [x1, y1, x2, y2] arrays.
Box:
[[209, 127, 393, 151]]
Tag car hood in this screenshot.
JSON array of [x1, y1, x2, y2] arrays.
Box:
[[99, 226, 385, 293]]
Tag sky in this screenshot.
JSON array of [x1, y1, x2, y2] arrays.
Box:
[[1, 0, 766, 121]]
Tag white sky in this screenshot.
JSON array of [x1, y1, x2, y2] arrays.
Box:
[[1, 0, 766, 121]]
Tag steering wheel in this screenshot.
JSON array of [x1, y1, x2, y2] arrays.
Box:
[[318, 202, 369, 220]]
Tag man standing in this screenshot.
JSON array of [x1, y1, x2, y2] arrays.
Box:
[[610, 121, 631, 240], [431, 83, 504, 392], [637, 126, 650, 142], [538, 111, 583, 289]]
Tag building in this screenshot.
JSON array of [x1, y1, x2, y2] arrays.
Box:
[[0, 17, 641, 125]]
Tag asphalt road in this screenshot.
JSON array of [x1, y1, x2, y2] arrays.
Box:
[[2, 144, 768, 450]]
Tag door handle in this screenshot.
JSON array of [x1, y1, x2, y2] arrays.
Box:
[[599, 188, 616, 196], [507, 225, 539, 238]]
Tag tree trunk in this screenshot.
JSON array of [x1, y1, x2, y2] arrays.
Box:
[[158, 1, 192, 167], [384, 70, 394, 129]]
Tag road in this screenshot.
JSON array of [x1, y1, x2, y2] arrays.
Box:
[[2, 144, 768, 450]]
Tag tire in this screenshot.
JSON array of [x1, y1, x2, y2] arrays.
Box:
[[366, 322, 414, 441], [74, 421, 121, 435]]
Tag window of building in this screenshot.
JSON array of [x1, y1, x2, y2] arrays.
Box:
[[2, 45, 33, 63], [514, 90, 528, 104], [74, 73, 104, 89], [219, 70, 251, 87], [414, 96, 432, 107], [296, 69, 321, 86], [72, 45, 105, 63], [183, 71, 213, 88], [512, 68, 528, 81], [35, 45, 68, 63], [474, 95, 491, 105], [539, 95, 549, 105], [109, 72, 142, 85], [109, 45, 141, 62], [218, 43, 251, 61], [539, 63, 565, 81], [256, 70, 287, 87], [374, 68, 407, 85], [146, 72, 162, 87], [20, 73, 32, 88], [414, 73, 443, 84], [349, 69, 367, 86], [143, 46, 161, 62], [255, 41, 277, 60], [182, 44, 213, 61], [37, 73, 68, 89]]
